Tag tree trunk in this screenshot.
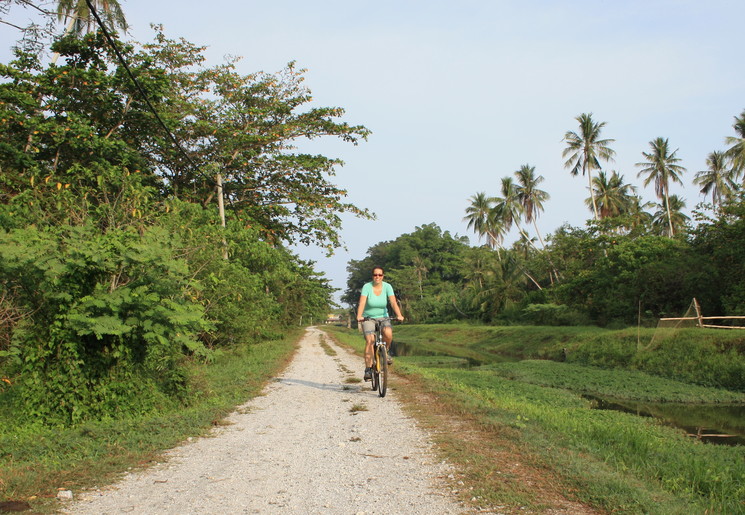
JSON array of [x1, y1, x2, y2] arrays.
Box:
[[217, 173, 228, 259]]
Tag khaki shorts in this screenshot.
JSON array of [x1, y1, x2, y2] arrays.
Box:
[[361, 318, 391, 335]]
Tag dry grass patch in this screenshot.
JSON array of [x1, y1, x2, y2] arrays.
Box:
[[349, 403, 368, 413]]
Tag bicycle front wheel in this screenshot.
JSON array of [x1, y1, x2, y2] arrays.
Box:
[[377, 346, 388, 397], [371, 367, 378, 391], [371, 354, 378, 391]]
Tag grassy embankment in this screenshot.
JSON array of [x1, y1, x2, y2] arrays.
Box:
[[324, 324, 745, 514], [0, 329, 301, 512]]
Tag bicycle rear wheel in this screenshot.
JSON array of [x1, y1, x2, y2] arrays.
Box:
[[377, 346, 388, 397]]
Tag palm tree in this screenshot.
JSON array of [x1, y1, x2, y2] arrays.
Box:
[[464, 192, 503, 250], [562, 113, 616, 220], [493, 177, 523, 236], [635, 137, 687, 237], [56, 0, 127, 37], [411, 255, 428, 299], [586, 170, 638, 219], [652, 195, 689, 237], [514, 164, 550, 248], [693, 150, 739, 209], [724, 109, 745, 179], [625, 197, 655, 233]]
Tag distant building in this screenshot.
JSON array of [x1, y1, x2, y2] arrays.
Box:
[[325, 314, 343, 324]]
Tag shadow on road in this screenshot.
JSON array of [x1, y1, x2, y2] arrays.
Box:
[[276, 377, 366, 394]]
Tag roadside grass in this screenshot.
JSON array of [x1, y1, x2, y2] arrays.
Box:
[[0, 329, 300, 512], [318, 334, 337, 356], [323, 325, 745, 514], [406, 365, 744, 513]]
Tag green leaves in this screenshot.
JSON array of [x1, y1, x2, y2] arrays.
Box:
[[0, 224, 212, 424], [0, 26, 354, 425]]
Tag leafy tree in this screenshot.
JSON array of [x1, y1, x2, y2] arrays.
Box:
[[343, 224, 470, 322], [0, 28, 356, 424], [0, 33, 161, 230], [553, 232, 707, 325], [139, 28, 373, 251], [693, 150, 739, 210], [690, 196, 745, 314], [562, 113, 616, 220], [0, 27, 372, 250], [635, 137, 687, 237]]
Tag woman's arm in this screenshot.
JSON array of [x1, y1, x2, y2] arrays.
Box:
[[356, 295, 367, 321], [388, 295, 404, 321]]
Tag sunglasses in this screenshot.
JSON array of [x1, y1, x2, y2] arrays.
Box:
[[372, 273, 384, 277]]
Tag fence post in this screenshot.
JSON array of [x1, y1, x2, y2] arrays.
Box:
[[693, 298, 704, 328]]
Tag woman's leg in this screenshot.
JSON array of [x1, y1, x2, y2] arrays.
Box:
[[364, 333, 375, 367], [383, 326, 393, 351]]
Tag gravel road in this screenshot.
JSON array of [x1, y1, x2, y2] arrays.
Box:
[[65, 326, 467, 514]]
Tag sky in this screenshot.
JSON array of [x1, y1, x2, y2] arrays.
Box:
[[2, 1, 744, 305]]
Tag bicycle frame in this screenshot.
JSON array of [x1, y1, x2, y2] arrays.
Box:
[[364, 317, 389, 397]]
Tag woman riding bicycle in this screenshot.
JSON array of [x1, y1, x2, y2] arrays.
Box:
[[356, 266, 404, 381]]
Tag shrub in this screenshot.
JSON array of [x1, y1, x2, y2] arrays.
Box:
[[0, 224, 212, 425], [568, 333, 637, 368], [521, 303, 590, 326]]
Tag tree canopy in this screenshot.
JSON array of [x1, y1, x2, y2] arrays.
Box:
[[0, 26, 370, 424]]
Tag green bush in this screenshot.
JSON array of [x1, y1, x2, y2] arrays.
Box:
[[633, 336, 745, 391], [521, 303, 590, 326], [0, 224, 212, 425], [567, 333, 637, 368], [564, 329, 745, 392]]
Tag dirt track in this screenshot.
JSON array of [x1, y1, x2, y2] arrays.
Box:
[[64, 326, 467, 514]]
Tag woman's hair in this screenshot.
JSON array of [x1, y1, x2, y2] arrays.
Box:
[[371, 266, 385, 275]]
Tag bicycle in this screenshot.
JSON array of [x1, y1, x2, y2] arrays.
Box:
[[364, 317, 390, 397]]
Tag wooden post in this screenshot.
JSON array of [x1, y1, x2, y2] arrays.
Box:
[[693, 298, 704, 328]]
